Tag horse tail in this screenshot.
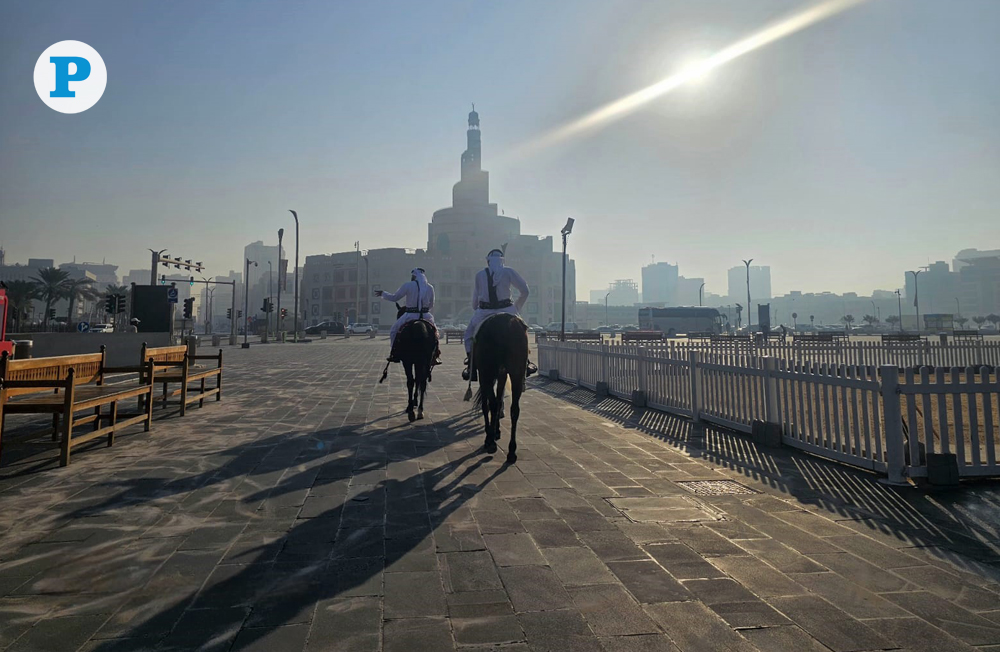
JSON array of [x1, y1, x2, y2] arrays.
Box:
[[472, 388, 484, 411]]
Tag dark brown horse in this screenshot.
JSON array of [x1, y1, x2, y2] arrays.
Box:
[[380, 305, 438, 422], [468, 313, 528, 464]]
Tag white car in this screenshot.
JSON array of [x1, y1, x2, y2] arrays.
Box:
[[349, 323, 374, 334], [91, 323, 114, 333]]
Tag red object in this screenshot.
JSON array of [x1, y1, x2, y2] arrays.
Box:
[[0, 287, 13, 358]]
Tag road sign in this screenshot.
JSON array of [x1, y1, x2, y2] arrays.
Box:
[[167, 288, 179, 303], [77, 322, 90, 333]]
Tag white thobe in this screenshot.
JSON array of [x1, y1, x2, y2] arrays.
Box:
[[463, 267, 529, 353], [381, 280, 436, 346]]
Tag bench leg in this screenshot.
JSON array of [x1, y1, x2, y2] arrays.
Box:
[[180, 379, 188, 417], [162, 383, 168, 408], [144, 389, 153, 432], [216, 372, 222, 401], [108, 401, 118, 447], [93, 405, 102, 432], [60, 410, 73, 467], [52, 413, 60, 441], [199, 377, 206, 408]]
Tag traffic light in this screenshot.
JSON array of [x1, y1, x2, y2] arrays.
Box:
[[183, 297, 194, 319], [268, 300, 274, 313], [226, 308, 232, 319], [49, 308, 56, 320], [105, 295, 116, 313], [116, 295, 127, 314], [189, 277, 195, 286], [160, 275, 166, 285], [237, 310, 242, 318], [280, 308, 287, 319]]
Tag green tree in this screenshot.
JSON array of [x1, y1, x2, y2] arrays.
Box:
[[862, 314, 877, 327], [3, 280, 38, 332], [988, 314, 1000, 330], [955, 316, 969, 329], [886, 315, 900, 328], [63, 277, 99, 327], [31, 267, 70, 331], [973, 315, 987, 329], [841, 314, 856, 330]]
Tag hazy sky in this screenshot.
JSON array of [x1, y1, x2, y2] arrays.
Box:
[[2, 0, 998, 297]]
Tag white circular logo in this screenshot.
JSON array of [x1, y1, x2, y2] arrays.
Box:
[[34, 41, 107, 114]]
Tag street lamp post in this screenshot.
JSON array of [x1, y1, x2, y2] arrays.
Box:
[[955, 297, 960, 319], [277, 228, 284, 335], [896, 289, 903, 332], [908, 270, 922, 333], [363, 254, 370, 324], [149, 248, 168, 285], [289, 210, 300, 342], [742, 259, 753, 330], [699, 282, 705, 307], [354, 241, 361, 326], [560, 218, 575, 342], [267, 260, 273, 340], [605, 291, 610, 327], [243, 258, 257, 348]]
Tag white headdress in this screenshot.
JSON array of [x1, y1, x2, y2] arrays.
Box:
[[487, 249, 504, 276]]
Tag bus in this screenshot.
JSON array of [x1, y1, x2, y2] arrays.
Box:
[[637, 306, 724, 336]]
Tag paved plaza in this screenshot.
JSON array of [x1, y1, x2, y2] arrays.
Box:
[[1, 338, 1000, 652]]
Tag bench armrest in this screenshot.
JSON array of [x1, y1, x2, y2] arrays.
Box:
[[1, 379, 67, 389], [153, 361, 186, 367]]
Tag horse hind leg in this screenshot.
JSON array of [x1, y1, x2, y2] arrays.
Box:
[[405, 363, 416, 422], [506, 375, 522, 465], [480, 378, 497, 454], [495, 373, 507, 440], [417, 362, 427, 420]]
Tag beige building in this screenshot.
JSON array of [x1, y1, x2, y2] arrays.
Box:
[[303, 109, 576, 328]]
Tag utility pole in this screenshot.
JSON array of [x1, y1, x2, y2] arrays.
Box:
[[560, 218, 575, 342], [908, 270, 922, 333], [243, 258, 257, 348], [699, 282, 705, 307], [354, 241, 361, 325], [277, 228, 284, 335]]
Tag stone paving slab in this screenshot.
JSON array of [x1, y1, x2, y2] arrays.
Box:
[[0, 339, 999, 651]]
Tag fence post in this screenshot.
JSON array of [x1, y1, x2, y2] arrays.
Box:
[[689, 350, 701, 423], [764, 357, 779, 426], [880, 365, 908, 485], [596, 342, 609, 396], [632, 346, 647, 407], [575, 342, 583, 387]]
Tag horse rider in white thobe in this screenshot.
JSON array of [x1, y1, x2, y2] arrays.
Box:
[[462, 249, 538, 380], [376, 268, 441, 364]]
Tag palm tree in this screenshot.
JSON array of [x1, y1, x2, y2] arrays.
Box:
[[31, 267, 70, 331], [841, 314, 856, 331], [862, 314, 877, 328], [973, 315, 987, 330], [791, 312, 798, 330], [63, 277, 99, 328], [955, 316, 969, 329], [886, 315, 900, 328], [4, 280, 38, 333], [988, 314, 1000, 330]]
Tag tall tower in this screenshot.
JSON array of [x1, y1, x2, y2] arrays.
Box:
[[453, 105, 489, 207]]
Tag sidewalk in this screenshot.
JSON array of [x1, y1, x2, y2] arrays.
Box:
[[1, 339, 998, 651]]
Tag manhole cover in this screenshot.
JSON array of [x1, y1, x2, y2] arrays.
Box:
[[607, 496, 725, 523], [676, 480, 759, 496]]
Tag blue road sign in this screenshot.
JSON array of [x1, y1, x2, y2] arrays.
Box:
[[77, 321, 90, 333], [167, 288, 179, 303]]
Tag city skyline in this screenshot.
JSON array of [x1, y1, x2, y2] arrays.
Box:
[[3, 1, 999, 297]]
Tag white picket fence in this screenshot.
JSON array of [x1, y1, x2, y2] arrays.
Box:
[[583, 338, 1000, 369], [537, 341, 1000, 481]]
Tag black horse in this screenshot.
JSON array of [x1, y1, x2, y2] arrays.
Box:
[[468, 313, 528, 464], [379, 302, 438, 422]]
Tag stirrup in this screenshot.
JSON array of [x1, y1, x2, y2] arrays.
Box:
[[461, 368, 470, 381], [387, 355, 400, 363], [526, 361, 538, 377]]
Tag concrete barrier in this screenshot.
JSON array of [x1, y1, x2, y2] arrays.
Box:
[[8, 332, 171, 367]]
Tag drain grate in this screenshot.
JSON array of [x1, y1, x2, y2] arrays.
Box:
[[676, 480, 759, 496]]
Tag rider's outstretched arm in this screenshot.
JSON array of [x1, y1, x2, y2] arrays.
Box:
[[381, 284, 407, 303]]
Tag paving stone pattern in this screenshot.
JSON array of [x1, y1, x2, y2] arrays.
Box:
[[1, 339, 999, 651]]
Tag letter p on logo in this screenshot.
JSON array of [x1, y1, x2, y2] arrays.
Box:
[[49, 56, 91, 97], [34, 41, 107, 113]]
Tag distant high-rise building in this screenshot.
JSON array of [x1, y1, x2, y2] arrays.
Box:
[[903, 261, 957, 315], [641, 262, 678, 305], [59, 262, 118, 288], [957, 255, 1000, 317], [728, 265, 771, 302], [676, 277, 705, 305], [953, 248, 1000, 273]]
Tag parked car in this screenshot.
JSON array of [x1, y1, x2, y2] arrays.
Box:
[[527, 324, 544, 333], [90, 323, 114, 333], [304, 321, 345, 335], [349, 323, 375, 334], [545, 322, 579, 333]]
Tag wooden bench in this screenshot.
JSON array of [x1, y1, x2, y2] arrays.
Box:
[[562, 332, 602, 341], [0, 349, 154, 466], [622, 331, 664, 343], [135, 344, 223, 416], [952, 330, 983, 340], [882, 333, 923, 343], [444, 329, 465, 344]]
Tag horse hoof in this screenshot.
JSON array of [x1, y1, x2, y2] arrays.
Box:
[[493, 430, 501, 441], [505, 453, 517, 465], [407, 411, 416, 422], [485, 442, 497, 455]]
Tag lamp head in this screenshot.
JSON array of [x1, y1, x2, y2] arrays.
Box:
[[278, 228, 284, 239], [561, 217, 575, 235]]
